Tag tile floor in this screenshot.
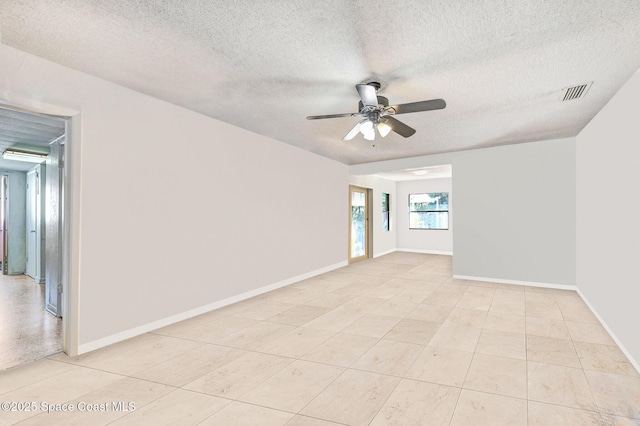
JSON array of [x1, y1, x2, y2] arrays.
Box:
[[1, 253, 639, 425], [0, 273, 62, 370]]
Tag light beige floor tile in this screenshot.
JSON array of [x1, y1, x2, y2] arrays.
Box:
[[370, 379, 460, 426], [599, 414, 640, 425], [332, 280, 382, 296], [149, 312, 219, 337], [371, 299, 419, 318], [526, 316, 571, 339], [490, 297, 526, 315], [200, 401, 293, 425], [363, 284, 405, 299], [574, 341, 639, 376], [456, 287, 495, 311], [303, 293, 354, 309], [341, 296, 388, 313], [566, 321, 616, 345], [428, 321, 481, 352], [231, 301, 298, 320], [300, 369, 399, 426], [256, 327, 335, 358], [475, 330, 526, 360], [463, 353, 527, 398], [528, 401, 603, 425], [463, 280, 498, 288], [214, 321, 296, 350], [352, 340, 423, 376], [109, 389, 229, 426], [183, 351, 293, 399], [285, 415, 344, 425], [240, 360, 343, 412], [263, 288, 324, 305], [528, 361, 597, 411], [342, 314, 401, 338], [483, 312, 526, 334], [527, 335, 582, 368], [384, 318, 441, 345], [0, 366, 123, 424], [131, 344, 246, 386], [212, 298, 264, 316], [422, 284, 467, 306], [406, 304, 452, 323], [490, 289, 526, 315], [494, 288, 526, 298], [378, 264, 420, 278], [17, 376, 173, 426], [525, 294, 564, 320], [52, 334, 203, 376], [153, 315, 258, 342], [405, 346, 473, 387], [392, 282, 440, 303], [0, 359, 76, 395], [304, 307, 364, 332], [301, 333, 378, 367], [495, 283, 526, 292], [585, 370, 640, 419], [445, 307, 487, 328], [450, 389, 527, 426], [266, 305, 331, 326], [556, 294, 599, 323]]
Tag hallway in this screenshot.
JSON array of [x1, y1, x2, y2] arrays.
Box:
[[0, 273, 62, 370]]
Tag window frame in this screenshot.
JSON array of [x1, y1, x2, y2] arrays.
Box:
[[408, 192, 449, 230], [382, 193, 390, 232]]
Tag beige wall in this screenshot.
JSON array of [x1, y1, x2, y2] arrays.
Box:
[[0, 45, 348, 352], [577, 69, 640, 369]]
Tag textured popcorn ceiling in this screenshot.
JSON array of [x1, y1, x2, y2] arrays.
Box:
[[1, 1, 640, 165]]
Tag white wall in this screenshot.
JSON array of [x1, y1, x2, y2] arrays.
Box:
[[453, 138, 576, 286], [577, 70, 640, 368], [349, 175, 396, 257], [0, 45, 348, 352], [396, 178, 453, 254]]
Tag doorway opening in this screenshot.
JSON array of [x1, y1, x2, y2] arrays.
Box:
[[0, 106, 67, 370], [348, 185, 372, 263]]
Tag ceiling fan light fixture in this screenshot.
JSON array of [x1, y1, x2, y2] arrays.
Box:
[[360, 120, 376, 140], [378, 121, 392, 137]]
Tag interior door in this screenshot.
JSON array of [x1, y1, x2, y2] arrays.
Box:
[[349, 185, 369, 263], [26, 171, 37, 279], [1, 175, 6, 275], [46, 139, 63, 317]]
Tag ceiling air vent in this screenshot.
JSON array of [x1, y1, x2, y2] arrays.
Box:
[[561, 82, 593, 101]]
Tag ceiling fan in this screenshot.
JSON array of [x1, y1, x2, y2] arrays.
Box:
[[306, 82, 446, 142]]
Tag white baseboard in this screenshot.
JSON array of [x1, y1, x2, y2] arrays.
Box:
[[77, 260, 348, 355], [374, 248, 397, 258], [575, 289, 640, 375], [397, 248, 453, 256], [452, 274, 576, 291]]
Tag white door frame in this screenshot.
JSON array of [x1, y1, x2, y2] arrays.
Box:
[[0, 99, 80, 356]]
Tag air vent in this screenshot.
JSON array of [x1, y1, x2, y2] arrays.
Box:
[[561, 82, 592, 101]]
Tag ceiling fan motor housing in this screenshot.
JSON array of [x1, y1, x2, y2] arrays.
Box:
[[358, 96, 389, 111]]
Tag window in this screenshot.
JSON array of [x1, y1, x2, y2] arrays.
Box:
[[409, 192, 449, 230], [382, 193, 390, 232]]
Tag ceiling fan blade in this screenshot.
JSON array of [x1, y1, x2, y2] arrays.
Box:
[[389, 99, 446, 114], [356, 84, 379, 108], [306, 112, 362, 120], [382, 116, 416, 138], [343, 120, 366, 141]]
